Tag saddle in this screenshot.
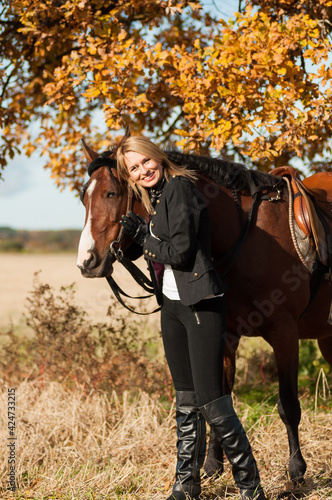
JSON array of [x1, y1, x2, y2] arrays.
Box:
[[270, 166, 332, 268]]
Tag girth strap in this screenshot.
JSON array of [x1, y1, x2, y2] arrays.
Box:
[[299, 259, 327, 320], [215, 190, 259, 277], [298, 196, 332, 321], [215, 181, 282, 277]]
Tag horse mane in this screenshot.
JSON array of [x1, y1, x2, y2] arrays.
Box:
[[81, 154, 119, 204], [82, 149, 283, 200], [164, 151, 283, 192]]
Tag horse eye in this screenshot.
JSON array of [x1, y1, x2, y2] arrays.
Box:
[[80, 181, 89, 204], [107, 191, 116, 198]]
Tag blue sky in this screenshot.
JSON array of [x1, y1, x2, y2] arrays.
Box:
[[0, 0, 243, 231], [0, 153, 85, 230]]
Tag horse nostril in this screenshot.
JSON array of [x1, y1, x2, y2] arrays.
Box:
[[83, 250, 99, 270]]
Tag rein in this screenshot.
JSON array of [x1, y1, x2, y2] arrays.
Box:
[[106, 257, 158, 315], [108, 183, 163, 314], [107, 183, 162, 314]]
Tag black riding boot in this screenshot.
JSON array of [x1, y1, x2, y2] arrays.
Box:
[[199, 395, 266, 500], [166, 391, 206, 500]]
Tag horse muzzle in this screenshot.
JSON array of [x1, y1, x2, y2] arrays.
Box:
[[77, 250, 114, 278]]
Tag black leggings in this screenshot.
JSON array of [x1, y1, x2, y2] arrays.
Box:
[[160, 294, 227, 407]]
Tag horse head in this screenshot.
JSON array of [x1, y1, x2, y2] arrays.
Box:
[[77, 137, 131, 278]]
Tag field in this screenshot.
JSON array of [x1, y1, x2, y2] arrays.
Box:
[[0, 253, 331, 499], [0, 253, 159, 329]]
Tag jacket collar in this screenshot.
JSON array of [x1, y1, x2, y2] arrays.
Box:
[[149, 176, 166, 205]]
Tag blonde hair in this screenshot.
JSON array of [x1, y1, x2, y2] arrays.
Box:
[[116, 135, 197, 213]]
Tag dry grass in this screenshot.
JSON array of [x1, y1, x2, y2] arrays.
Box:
[[1, 254, 331, 499], [0, 381, 331, 500]]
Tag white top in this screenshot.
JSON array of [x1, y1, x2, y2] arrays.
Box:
[[163, 264, 181, 300], [149, 221, 181, 300]]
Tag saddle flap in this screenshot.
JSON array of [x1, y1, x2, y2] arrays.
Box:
[[303, 172, 332, 205], [270, 167, 332, 266], [296, 183, 328, 266], [270, 166, 311, 238]]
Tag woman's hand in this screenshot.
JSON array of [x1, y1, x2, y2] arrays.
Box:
[[120, 211, 149, 246]]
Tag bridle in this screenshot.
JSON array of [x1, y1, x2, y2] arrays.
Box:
[[84, 155, 160, 314], [109, 184, 133, 262]]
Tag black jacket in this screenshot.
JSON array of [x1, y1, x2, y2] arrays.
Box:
[[143, 175, 227, 306]]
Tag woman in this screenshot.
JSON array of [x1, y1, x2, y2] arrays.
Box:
[[117, 135, 266, 500]]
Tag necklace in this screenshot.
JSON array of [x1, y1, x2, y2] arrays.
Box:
[[149, 176, 166, 205]]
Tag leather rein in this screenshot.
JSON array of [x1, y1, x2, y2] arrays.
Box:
[[106, 187, 160, 315]]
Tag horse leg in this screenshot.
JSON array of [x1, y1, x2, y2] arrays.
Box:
[[203, 428, 224, 477], [204, 335, 239, 477], [273, 335, 307, 485], [317, 335, 332, 367]]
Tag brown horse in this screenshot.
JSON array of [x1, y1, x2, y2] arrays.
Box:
[[77, 140, 332, 485]]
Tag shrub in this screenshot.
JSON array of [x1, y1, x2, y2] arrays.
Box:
[[0, 274, 171, 398]]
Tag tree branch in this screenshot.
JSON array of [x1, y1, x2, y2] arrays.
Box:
[[1, 65, 17, 100], [158, 110, 185, 145]]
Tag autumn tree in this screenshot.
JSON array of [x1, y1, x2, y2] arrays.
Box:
[[249, 0, 332, 26], [1, 0, 332, 192]]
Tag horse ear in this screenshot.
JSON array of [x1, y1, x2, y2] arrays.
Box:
[[81, 138, 99, 163], [113, 126, 131, 155]]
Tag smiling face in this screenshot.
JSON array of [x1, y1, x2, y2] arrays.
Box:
[[124, 151, 163, 189]]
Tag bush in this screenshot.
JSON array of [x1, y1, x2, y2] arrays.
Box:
[[0, 239, 24, 252], [0, 274, 171, 398]]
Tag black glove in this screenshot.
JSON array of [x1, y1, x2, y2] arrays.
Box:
[[120, 211, 149, 246]]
